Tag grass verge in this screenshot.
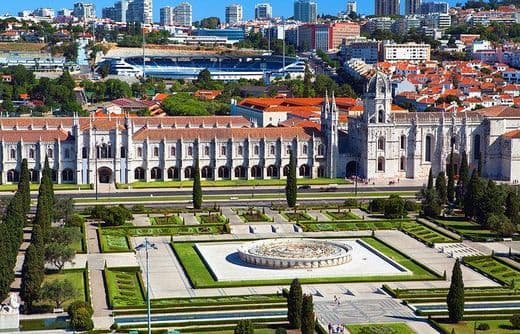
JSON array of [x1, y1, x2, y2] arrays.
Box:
[[346, 323, 416, 334]]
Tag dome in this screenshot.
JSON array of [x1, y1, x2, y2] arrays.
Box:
[[367, 71, 390, 95]]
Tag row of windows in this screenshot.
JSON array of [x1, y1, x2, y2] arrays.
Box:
[[8, 148, 72, 160], [6, 168, 74, 182], [133, 164, 318, 180]]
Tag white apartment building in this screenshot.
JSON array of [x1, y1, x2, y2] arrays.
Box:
[[225, 4, 243, 24], [383, 42, 431, 62]]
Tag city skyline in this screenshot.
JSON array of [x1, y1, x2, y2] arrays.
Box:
[[3, 0, 464, 22]]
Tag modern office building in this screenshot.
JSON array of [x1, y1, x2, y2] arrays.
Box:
[[255, 3, 273, 20], [103, 0, 129, 23], [346, 0, 357, 15], [225, 4, 243, 24], [375, 0, 400, 16], [419, 1, 449, 14], [405, 0, 421, 15], [294, 0, 317, 23], [160, 6, 174, 26], [174, 2, 192, 26], [73, 3, 96, 20], [127, 0, 152, 24], [33, 8, 55, 18]]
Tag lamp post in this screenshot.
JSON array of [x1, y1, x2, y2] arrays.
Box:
[[94, 127, 98, 201], [135, 238, 157, 334]]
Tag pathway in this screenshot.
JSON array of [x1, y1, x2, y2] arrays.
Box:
[[132, 214, 151, 227], [308, 210, 331, 221], [180, 213, 200, 225], [264, 207, 288, 224]]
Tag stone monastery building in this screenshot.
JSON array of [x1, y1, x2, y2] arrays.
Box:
[[0, 71, 520, 185]]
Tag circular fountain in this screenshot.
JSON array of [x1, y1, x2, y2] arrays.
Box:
[[237, 238, 352, 269]]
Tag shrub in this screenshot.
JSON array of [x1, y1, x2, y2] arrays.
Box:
[[91, 205, 133, 226], [404, 200, 419, 212], [383, 195, 406, 219], [358, 325, 397, 334], [476, 323, 490, 330], [70, 307, 94, 331], [131, 204, 146, 213], [275, 328, 287, 334], [511, 313, 520, 329], [67, 301, 93, 317], [66, 213, 85, 227], [369, 198, 386, 213], [344, 199, 359, 208]]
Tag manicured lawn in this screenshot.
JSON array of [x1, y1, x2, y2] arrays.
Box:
[[326, 210, 361, 220], [198, 214, 227, 224], [300, 220, 409, 232], [433, 217, 495, 241], [401, 222, 456, 245], [183, 329, 282, 334], [104, 268, 145, 308], [151, 294, 285, 307], [239, 209, 271, 222], [171, 237, 438, 288], [464, 256, 520, 285], [19, 318, 68, 331], [150, 215, 183, 225], [99, 232, 131, 252], [436, 319, 518, 334], [346, 323, 416, 334], [118, 178, 350, 189], [35, 269, 87, 310], [0, 183, 91, 192], [283, 212, 314, 222], [70, 226, 86, 252]]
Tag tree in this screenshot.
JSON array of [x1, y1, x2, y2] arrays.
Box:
[[19, 244, 44, 312], [40, 279, 77, 309], [68, 301, 94, 332], [447, 259, 464, 323], [505, 191, 520, 226], [197, 69, 212, 89], [511, 313, 520, 329], [47, 227, 81, 246], [464, 169, 481, 219], [53, 198, 74, 223], [436, 171, 447, 205], [447, 151, 455, 203], [18, 158, 31, 215], [35, 156, 54, 233], [383, 195, 406, 219], [44, 243, 75, 271], [301, 294, 315, 334], [457, 151, 469, 204], [302, 64, 313, 98], [427, 168, 434, 190], [234, 319, 254, 334], [285, 150, 297, 208], [287, 279, 303, 329], [193, 158, 202, 209]]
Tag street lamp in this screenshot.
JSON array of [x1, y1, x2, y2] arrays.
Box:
[[135, 238, 158, 334], [94, 127, 98, 201]]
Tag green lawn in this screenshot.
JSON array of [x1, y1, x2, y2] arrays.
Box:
[[70, 226, 86, 253], [19, 318, 68, 331], [35, 269, 87, 310], [464, 256, 520, 285], [433, 217, 495, 241], [239, 210, 271, 223], [0, 183, 92, 192], [104, 268, 145, 308], [150, 215, 183, 225], [437, 319, 518, 334], [300, 220, 409, 232], [117, 178, 350, 189], [326, 210, 361, 220], [99, 231, 131, 252], [171, 237, 438, 288], [198, 214, 227, 224], [401, 222, 456, 245], [346, 323, 416, 334], [283, 212, 314, 222]]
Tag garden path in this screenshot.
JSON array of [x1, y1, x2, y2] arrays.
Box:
[[308, 210, 331, 221], [181, 213, 200, 225]]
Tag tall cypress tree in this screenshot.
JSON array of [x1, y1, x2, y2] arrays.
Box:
[[447, 259, 464, 323], [285, 150, 297, 208], [192, 158, 202, 209], [464, 169, 480, 219], [436, 171, 447, 205], [35, 156, 54, 233], [427, 168, 434, 190], [447, 151, 455, 203], [20, 244, 44, 312], [18, 158, 31, 215], [301, 294, 315, 334], [457, 151, 469, 204], [287, 279, 303, 329], [302, 64, 313, 98]]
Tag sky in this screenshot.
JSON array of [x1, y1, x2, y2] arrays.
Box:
[[2, 0, 465, 22]]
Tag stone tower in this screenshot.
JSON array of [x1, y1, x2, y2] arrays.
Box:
[[363, 70, 392, 124], [321, 91, 339, 178]]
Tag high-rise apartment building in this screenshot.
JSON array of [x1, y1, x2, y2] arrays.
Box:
[[127, 0, 152, 24], [405, 0, 421, 14], [419, 1, 449, 14], [255, 3, 272, 20], [160, 6, 174, 26], [174, 2, 192, 26], [294, 0, 317, 23], [346, 1, 357, 15], [33, 8, 55, 17], [375, 0, 400, 16], [73, 3, 96, 20], [225, 4, 243, 24]]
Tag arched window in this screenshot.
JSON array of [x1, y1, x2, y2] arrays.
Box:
[[302, 145, 308, 155], [234, 166, 246, 178], [64, 148, 70, 159], [251, 165, 262, 178], [47, 148, 53, 159], [218, 166, 230, 179], [378, 109, 384, 123], [286, 145, 291, 154], [10, 148, 16, 160], [425, 135, 433, 162], [204, 146, 210, 156], [51, 170, 58, 183], [474, 134, 481, 160], [137, 147, 143, 157], [153, 147, 159, 157], [120, 146, 126, 158], [187, 146, 193, 156], [30, 169, 39, 182], [62, 168, 74, 182], [400, 135, 406, 150], [134, 167, 145, 180], [317, 166, 325, 177], [184, 166, 194, 179], [254, 145, 259, 155], [82, 147, 88, 159], [317, 144, 324, 156], [400, 156, 406, 171], [378, 137, 385, 150], [170, 146, 176, 157], [267, 165, 278, 177], [283, 165, 290, 177], [377, 157, 385, 172], [28, 148, 35, 159], [237, 145, 243, 156], [167, 167, 179, 180], [7, 169, 19, 182], [270, 145, 275, 155], [299, 164, 311, 177], [150, 167, 162, 180], [201, 166, 213, 179], [221, 146, 227, 156]]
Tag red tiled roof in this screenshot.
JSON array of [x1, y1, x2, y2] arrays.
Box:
[[0, 129, 70, 142], [503, 130, 520, 139], [475, 106, 520, 118]]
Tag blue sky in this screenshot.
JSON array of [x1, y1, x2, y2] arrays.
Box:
[[3, 0, 465, 21]]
